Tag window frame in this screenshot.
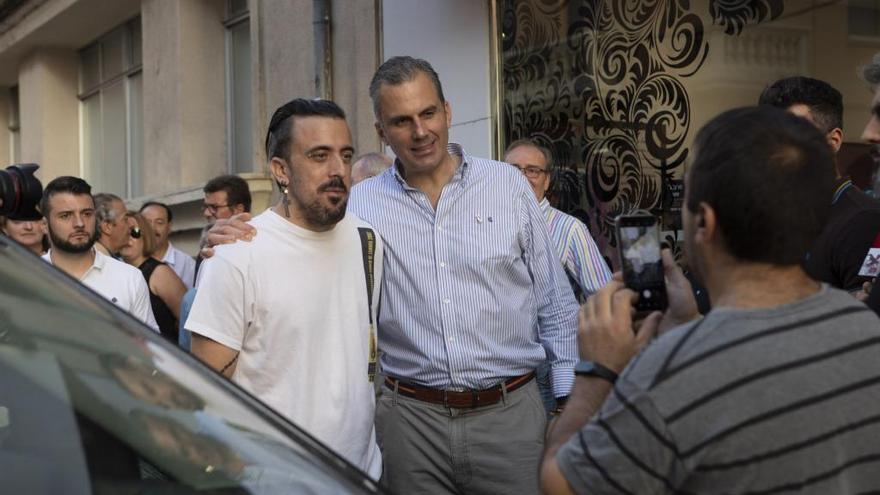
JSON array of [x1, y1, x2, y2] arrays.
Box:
[[77, 17, 143, 198], [224, 1, 252, 174], [8, 85, 20, 164]]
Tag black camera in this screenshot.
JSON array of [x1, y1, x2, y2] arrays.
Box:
[[0, 164, 43, 220]]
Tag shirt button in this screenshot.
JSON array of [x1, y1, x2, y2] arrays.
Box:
[[437, 225, 443, 231], [443, 298, 450, 304], [440, 262, 446, 268], [448, 337, 455, 343]]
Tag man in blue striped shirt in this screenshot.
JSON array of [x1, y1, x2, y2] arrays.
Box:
[[349, 56, 579, 494]]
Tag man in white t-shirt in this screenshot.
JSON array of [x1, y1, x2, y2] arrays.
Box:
[[39, 176, 159, 332], [186, 98, 383, 479]]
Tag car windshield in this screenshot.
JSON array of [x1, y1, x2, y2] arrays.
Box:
[[0, 236, 380, 494]]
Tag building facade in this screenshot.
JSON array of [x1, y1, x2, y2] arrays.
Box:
[[1, 0, 878, 263]]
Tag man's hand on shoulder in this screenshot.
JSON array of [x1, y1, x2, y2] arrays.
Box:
[[200, 213, 256, 259]]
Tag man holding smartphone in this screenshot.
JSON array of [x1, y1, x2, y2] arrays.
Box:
[[540, 106, 880, 493]]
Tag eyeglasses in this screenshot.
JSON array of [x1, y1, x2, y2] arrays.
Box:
[[130, 227, 142, 239], [509, 163, 548, 179], [202, 203, 230, 214]]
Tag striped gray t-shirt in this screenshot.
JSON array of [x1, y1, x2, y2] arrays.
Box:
[[557, 284, 880, 494]]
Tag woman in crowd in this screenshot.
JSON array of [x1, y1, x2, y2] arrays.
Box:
[[120, 212, 187, 343], [0, 212, 48, 256]]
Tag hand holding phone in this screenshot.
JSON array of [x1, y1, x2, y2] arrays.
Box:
[[615, 214, 668, 311]]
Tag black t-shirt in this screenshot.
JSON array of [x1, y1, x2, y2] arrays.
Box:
[[804, 180, 880, 291]]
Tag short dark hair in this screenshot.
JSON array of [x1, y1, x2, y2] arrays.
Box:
[[758, 76, 843, 133], [686, 106, 834, 266], [504, 138, 554, 172], [369, 56, 445, 118], [264, 98, 347, 162], [140, 201, 172, 223], [203, 175, 252, 213], [40, 176, 93, 217]]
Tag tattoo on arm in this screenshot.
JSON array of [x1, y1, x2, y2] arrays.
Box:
[[220, 354, 239, 375]]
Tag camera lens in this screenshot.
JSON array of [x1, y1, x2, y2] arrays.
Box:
[[0, 164, 43, 220]]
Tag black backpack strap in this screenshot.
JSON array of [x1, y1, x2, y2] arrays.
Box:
[[358, 227, 378, 382]]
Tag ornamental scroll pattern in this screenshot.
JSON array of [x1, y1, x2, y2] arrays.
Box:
[[501, 0, 783, 259]]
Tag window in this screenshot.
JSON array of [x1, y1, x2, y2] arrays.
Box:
[[849, 0, 880, 38], [8, 86, 19, 164], [226, 1, 253, 173], [79, 18, 143, 198]]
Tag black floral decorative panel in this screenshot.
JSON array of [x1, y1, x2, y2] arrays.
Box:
[[501, 0, 784, 263]]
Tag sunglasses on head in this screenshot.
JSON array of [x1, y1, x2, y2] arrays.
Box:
[[130, 227, 142, 239]]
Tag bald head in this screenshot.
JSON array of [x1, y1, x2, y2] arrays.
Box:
[[352, 152, 393, 184]]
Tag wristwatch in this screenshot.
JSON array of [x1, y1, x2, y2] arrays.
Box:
[[574, 360, 619, 384]]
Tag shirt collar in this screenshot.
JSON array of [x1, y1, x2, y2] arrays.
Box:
[[833, 177, 854, 205], [163, 242, 176, 263], [44, 247, 105, 274], [94, 241, 111, 256], [539, 197, 551, 213], [390, 142, 471, 189], [91, 248, 108, 271]]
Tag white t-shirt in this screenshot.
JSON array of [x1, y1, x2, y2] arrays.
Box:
[[43, 248, 159, 332], [162, 242, 196, 289], [186, 210, 383, 479]]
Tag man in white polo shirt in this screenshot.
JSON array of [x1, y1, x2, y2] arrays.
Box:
[[40, 176, 158, 332]]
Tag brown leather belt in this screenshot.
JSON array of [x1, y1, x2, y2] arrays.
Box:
[[384, 371, 535, 408]]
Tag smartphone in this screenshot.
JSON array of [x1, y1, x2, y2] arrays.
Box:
[[615, 214, 667, 311]]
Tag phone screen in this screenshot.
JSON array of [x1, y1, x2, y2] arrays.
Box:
[[617, 216, 667, 311]]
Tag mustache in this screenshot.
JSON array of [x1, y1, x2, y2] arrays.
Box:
[[319, 177, 347, 192]]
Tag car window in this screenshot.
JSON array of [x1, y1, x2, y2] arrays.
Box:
[[0, 237, 380, 494]]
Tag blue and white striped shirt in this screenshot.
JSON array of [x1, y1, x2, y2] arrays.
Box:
[[348, 144, 579, 396]]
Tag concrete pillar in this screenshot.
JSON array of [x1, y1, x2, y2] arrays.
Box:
[[251, 0, 318, 170], [331, 0, 382, 154], [17, 49, 79, 181], [0, 88, 10, 166], [141, 0, 226, 195]]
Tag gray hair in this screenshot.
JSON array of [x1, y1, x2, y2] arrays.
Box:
[[863, 53, 880, 87], [369, 56, 445, 118], [352, 152, 393, 178], [93, 193, 123, 224], [504, 138, 554, 172]]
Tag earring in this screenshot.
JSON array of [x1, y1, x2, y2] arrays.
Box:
[[281, 184, 290, 217]]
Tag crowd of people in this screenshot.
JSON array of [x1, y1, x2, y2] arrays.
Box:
[[4, 52, 880, 493]]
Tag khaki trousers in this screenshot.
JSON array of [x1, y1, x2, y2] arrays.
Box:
[[375, 379, 547, 495]]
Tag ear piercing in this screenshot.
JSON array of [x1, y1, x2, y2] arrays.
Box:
[[281, 183, 290, 217]]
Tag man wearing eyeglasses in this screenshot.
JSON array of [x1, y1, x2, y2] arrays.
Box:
[[193, 175, 253, 285], [504, 139, 611, 302], [202, 175, 252, 225], [504, 139, 611, 416]]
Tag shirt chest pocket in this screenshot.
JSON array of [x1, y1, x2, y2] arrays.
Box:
[[452, 211, 523, 271]]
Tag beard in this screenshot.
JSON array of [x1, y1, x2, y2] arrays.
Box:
[[291, 176, 348, 228], [49, 226, 99, 254]]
